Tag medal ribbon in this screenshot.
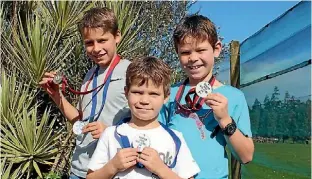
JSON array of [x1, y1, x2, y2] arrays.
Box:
[[79, 55, 121, 122], [58, 55, 121, 95], [175, 76, 215, 114], [174, 76, 218, 140]]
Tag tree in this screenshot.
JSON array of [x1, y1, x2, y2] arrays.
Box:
[[267, 86, 281, 137], [258, 95, 270, 137], [276, 91, 291, 142], [250, 98, 261, 136], [1, 1, 193, 177]]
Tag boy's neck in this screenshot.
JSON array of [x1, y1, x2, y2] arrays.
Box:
[[128, 116, 160, 130], [189, 72, 213, 87]]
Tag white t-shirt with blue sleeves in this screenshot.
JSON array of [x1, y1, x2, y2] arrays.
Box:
[[158, 83, 252, 179], [88, 123, 200, 179]]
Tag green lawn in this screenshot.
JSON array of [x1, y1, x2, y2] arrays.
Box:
[[241, 143, 311, 179]]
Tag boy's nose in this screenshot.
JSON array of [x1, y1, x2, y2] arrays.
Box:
[[188, 53, 199, 62], [139, 96, 149, 105], [93, 43, 102, 53]]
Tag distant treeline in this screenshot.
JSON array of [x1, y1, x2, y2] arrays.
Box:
[[249, 86, 311, 143]]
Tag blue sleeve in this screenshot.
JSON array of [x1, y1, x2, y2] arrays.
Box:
[[158, 104, 168, 125], [233, 92, 252, 137]]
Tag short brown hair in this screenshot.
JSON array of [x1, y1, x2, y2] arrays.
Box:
[[173, 14, 218, 52], [78, 7, 118, 35], [126, 57, 171, 97]]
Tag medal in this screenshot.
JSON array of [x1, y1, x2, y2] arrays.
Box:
[[196, 81, 212, 98], [53, 72, 63, 85], [73, 121, 86, 135], [132, 133, 151, 152]]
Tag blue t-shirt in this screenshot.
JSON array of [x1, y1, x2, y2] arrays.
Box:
[[158, 82, 252, 179]]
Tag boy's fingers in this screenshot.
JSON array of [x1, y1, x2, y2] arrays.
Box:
[[139, 152, 150, 161], [83, 123, 96, 131], [87, 122, 99, 127], [39, 78, 52, 85], [91, 130, 100, 135], [206, 95, 223, 103], [120, 148, 138, 154], [125, 156, 137, 163], [124, 160, 137, 169], [141, 147, 157, 155], [206, 99, 221, 106], [206, 94, 218, 100], [137, 157, 148, 164], [92, 134, 101, 139], [85, 125, 98, 132], [44, 72, 56, 78]]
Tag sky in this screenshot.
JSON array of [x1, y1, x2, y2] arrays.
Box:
[[190, 1, 301, 44], [190, 1, 311, 106]]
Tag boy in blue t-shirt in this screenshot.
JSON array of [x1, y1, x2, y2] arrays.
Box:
[[159, 15, 254, 179]]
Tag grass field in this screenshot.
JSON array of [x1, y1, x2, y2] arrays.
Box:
[[241, 143, 311, 179]]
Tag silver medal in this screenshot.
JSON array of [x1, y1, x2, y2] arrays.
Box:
[[132, 133, 151, 152], [196, 81, 212, 98], [73, 121, 86, 135], [53, 72, 63, 85]]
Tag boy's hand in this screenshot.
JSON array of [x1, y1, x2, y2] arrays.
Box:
[[83, 121, 107, 139], [38, 71, 61, 99], [111, 148, 138, 172], [204, 93, 231, 123], [137, 147, 167, 175]]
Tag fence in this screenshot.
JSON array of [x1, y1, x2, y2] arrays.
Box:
[[222, 1, 311, 178]]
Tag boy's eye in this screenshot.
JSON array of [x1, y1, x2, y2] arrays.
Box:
[[150, 92, 160, 96], [197, 49, 206, 52], [180, 51, 190, 55], [98, 39, 107, 43], [84, 41, 93, 46], [131, 91, 142, 94]]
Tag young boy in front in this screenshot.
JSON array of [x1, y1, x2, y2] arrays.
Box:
[[39, 8, 130, 178], [87, 57, 200, 179], [159, 15, 255, 178]]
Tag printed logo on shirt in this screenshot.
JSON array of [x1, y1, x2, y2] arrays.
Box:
[[159, 151, 173, 166]]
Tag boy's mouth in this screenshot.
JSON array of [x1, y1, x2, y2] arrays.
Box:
[[135, 106, 151, 111], [93, 53, 107, 59], [188, 65, 203, 70]]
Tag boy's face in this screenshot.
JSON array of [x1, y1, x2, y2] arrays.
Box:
[[82, 28, 121, 68], [125, 80, 168, 122], [177, 37, 222, 83]]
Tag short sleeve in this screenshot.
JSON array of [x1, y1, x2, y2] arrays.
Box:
[[158, 105, 168, 125], [233, 92, 252, 137], [88, 129, 110, 171], [174, 132, 200, 178]]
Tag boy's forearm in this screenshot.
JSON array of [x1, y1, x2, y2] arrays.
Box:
[[223, 127, 254, 163], [52, 94, 80, 124], [219, 117, 254, 164], [155, 165, 183, 179], [86, 161, 118, 179]]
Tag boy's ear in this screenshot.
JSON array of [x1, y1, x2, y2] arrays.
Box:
[[164, 95, 170, 104], [124, 86, 129, 99], [214, 40, 222, 58], [115, 30, 121, 44]]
